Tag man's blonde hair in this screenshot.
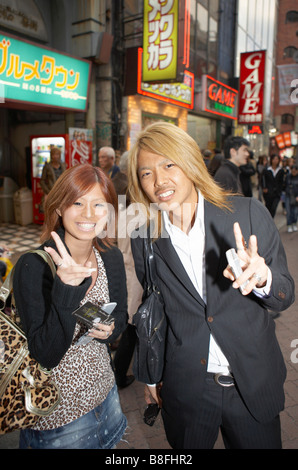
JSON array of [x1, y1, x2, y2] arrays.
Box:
[[127, 122, 232, 230]]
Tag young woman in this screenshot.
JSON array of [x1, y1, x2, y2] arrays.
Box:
[[13, 164, 127, 449], [262, 154, 284, 218]]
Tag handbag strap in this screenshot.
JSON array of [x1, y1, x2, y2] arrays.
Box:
[[143, 227, 159, 292], [0, 249, 56, 308]]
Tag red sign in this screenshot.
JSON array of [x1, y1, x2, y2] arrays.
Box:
[[275, 134, 285, 149], [238, 50, 266, 124], [248, 124, 263, 134], [69, 128, 93, 166], [283, 132, 292, 147]]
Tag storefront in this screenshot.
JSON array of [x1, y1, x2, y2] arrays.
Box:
[[188, 74, 238, 153], [123, 47, 194, 149], [0, 29, 92, 223]]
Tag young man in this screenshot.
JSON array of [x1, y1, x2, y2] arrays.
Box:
[[128, 122, 295, 449], [214, 136, 250, 193]]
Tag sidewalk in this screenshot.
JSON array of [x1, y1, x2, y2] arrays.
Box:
[[0, 200, 297, 450]]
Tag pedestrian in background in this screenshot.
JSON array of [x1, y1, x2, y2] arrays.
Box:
[[114, 151, 143, 389], [239, 150, 256, 197], [256, 155, 268, 202], [112, 150, 129, 197], [98, 146, 120, 179], [13, 164, 127, 449], [284, 164, 298, 232], [262, 154, 284, 218], [214, 136, 250, 194], [202, 149, 212, 169], [208, 153, 224, 177], [40, 146, 66, 207]]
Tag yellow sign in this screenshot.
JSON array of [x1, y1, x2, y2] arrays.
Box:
[[138, 48, 193, 109], [143, 0, 179, 82]]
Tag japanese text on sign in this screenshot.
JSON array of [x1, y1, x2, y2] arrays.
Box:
[[147, 0, 174, 70], [238, 51, 266, 124], [0, 38, 79, 90], [0, 33, 91, 111], [143, 0, 178, 82]]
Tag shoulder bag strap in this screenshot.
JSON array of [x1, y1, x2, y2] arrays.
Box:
[[144, 226, 160, 292], [0, 250, 56, 309], [143, 230, 152, 293]]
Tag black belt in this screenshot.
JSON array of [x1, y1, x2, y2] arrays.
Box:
[[212, 373, 235, 387]]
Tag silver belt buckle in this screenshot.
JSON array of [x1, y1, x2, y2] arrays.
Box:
[[214, 373, 234, 387]]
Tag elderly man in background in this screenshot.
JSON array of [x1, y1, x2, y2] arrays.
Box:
[[98, 146, 120, 179]]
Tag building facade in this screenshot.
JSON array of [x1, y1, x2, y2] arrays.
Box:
[[0, 0, 296, 213], [272, 0, 298, 158]]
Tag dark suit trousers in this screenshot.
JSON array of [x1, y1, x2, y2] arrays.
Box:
[[164, 374, 282, 449], [113, 324, 137, 384]]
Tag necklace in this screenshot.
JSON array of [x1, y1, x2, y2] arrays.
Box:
[[76, 244, 94, 267]]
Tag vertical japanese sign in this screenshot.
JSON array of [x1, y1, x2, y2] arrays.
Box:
[[69, 128, 93, 166], [238, 50, 266, 124], [0, 32, 91, 111], [143, 0, 179, 82]]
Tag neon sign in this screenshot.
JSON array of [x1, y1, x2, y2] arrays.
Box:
[[248, 125, 263, 134], [138, 48, 194, 109], [201, 75, 238, 119], [0, 32, 91, 111]]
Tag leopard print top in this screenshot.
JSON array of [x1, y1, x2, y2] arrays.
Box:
[[33, 248, 115, 430]]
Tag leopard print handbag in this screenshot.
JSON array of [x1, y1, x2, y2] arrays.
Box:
[[0, 250, 61, 435]]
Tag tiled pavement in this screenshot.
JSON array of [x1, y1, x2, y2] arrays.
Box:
[[0, 222, 43, 257], [0, 201, 297, 451]]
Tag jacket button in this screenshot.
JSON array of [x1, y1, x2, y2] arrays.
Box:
[[200, 359, 207, 365], [207, 316, 214, 323]]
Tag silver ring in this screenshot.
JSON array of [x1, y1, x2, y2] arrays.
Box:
[[57, 262, 63, 267], [253, 273, 262, 283]]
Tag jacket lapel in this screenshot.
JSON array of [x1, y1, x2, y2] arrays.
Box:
[[204, 200, 230, 305], [153, 200, 230, 307]]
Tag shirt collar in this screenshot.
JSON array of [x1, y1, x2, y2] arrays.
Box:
[[162, 190, 204, 237]]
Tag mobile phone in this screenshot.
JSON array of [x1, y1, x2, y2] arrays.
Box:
[[101, 302, 117, 315], [143, 404, 160, 426], [75, 301, 117, 346], [226, 248, 249, 293]]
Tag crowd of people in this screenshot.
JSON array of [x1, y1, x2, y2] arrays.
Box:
[[204, 137, 297, 231], [1, 124, 296, 450]]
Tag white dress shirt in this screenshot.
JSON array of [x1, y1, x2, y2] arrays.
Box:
[[162, 191, 272, 375]]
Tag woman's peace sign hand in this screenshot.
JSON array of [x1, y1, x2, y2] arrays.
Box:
[[44, 231, 96, 286]]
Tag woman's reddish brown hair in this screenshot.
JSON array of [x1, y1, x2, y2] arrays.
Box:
[[40, 164, 118, 250]]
